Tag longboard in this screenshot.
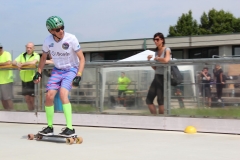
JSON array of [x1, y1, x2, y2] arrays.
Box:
[[28, 133, 83, 145]]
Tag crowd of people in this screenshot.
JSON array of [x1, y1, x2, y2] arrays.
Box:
[[0, 42, 39, 111]]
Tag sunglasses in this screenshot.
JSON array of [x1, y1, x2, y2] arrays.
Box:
[[0, 47, 2, 49], [153, 38, 160, 42], [54, 26, 64, 32]]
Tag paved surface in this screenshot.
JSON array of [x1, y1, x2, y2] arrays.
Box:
[[1, 123, 240, 160]]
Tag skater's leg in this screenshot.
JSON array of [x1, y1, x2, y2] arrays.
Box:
[[58, 68, 78, 136], [38, 90, 56, 135], [45, 90, 58, 127], [60, 87, 73, 129]]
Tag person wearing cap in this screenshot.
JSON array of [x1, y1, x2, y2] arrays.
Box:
[[115, 72, 131, 106], [0, 44, 14, 110], [33, 16, 85, 137], [12, 42, 40, 111]]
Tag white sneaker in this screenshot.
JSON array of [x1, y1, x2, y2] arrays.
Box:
[[218, 99, 222, 102]]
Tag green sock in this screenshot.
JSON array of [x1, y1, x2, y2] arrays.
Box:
[[63, 103, 73, 129], [45, 106, 54, 128]]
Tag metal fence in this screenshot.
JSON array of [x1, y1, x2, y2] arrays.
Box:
[[1, 57, 240, 119]]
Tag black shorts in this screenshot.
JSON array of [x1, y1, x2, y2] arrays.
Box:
[[146, 74, 164, 105], [202, 87, 211, 98], [22, 81, 35, 96], [118, 90, 126, 98]]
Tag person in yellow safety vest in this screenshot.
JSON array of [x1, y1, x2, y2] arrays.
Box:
[[13, 42, 40, 111], [115, 72, 131, 106], [0, 43, 14, 110]]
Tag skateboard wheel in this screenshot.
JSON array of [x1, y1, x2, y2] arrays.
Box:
[[28, 134, 34, 140], [66, 138, 74, 145], [76, 137, 83, 144], [37, 135, 43, 140]]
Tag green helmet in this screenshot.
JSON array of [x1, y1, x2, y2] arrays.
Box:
[[46, 16, 64, 30]]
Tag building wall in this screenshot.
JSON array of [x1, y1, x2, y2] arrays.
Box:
[[219, 46, 232, 57], [34, 33, 240, 60]]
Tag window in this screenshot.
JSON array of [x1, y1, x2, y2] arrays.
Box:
[[171, 50, 183, 59], [233, 46, 240, 56], [90, 50, 143, 61], [189, 47, 219, 59], [90, 53, 105, 61]]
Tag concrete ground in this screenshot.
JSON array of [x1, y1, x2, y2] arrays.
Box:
[[1, 123, 240, 160]]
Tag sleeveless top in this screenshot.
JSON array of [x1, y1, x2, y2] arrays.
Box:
[[155, 47, 171, 75]]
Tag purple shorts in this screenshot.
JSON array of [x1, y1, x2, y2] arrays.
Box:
[[46, 67, 77, 91]]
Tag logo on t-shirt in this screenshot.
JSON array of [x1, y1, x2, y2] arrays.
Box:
[[62, 42, 69, 50], [49, 43, 54, 48]]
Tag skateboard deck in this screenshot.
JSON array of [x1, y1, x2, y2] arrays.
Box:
[[28, 133, 83, 145]]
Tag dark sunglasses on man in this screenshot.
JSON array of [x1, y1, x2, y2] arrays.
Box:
[[0, 47, 2, 49], [54, 26, 64, 32]]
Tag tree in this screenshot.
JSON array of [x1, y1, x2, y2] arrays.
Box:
[[233, 18, 240, 32], [168, 10, 199, 37], [199, 9, 237, 35], [168, 9, 240, 37]]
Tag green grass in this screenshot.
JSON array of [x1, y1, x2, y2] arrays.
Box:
[[72, 104, 98, 113], [0, 103, 28, 111], [136, 107, 240, 118], [0, 103, 98, 113], [2, 103, 240, 118], [171, 108, 240, 118]]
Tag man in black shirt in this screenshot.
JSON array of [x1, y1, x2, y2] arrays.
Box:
[[201, 67, 212, 107]]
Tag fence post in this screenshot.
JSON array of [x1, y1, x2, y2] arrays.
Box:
[[164, 66, 168, 115], [167, 65, 171, 115], [95, 67, 99, 111], [99, 67, 103, 112]]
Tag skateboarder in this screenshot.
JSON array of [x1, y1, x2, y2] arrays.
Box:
[[33, 16, 85, 136]]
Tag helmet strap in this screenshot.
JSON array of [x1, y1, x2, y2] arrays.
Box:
[[48, 30, 62, 41], [53, 34, 62, 41]]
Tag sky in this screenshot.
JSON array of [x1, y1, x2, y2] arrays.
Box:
[[0, 0, 239, 58]]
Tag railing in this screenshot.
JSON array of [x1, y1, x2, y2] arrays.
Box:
[[1, 57, 240, 119]]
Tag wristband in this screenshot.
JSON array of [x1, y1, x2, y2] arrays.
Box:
[[77, 72, 82, 76]]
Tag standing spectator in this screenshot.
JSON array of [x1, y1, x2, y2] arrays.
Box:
[[146, 32, 171, 114], [0, 44, 13, 110], [116, 72, 131, 106], [201, 67, 212, 107], [213, 64, 224, 102], [13, 42, 40, 111]]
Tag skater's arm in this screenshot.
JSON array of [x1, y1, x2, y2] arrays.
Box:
[[37, 53, 47, 74], [76, 50, 85, 76], [46, 59, 54, 64], [33, 53, 47, 83]]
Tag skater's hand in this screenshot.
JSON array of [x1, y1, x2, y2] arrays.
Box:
[[72, 76, 81, 86], [33, 72, 42, 83]]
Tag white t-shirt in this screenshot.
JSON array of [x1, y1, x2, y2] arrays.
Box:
[[42, 32, 81, 69]]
